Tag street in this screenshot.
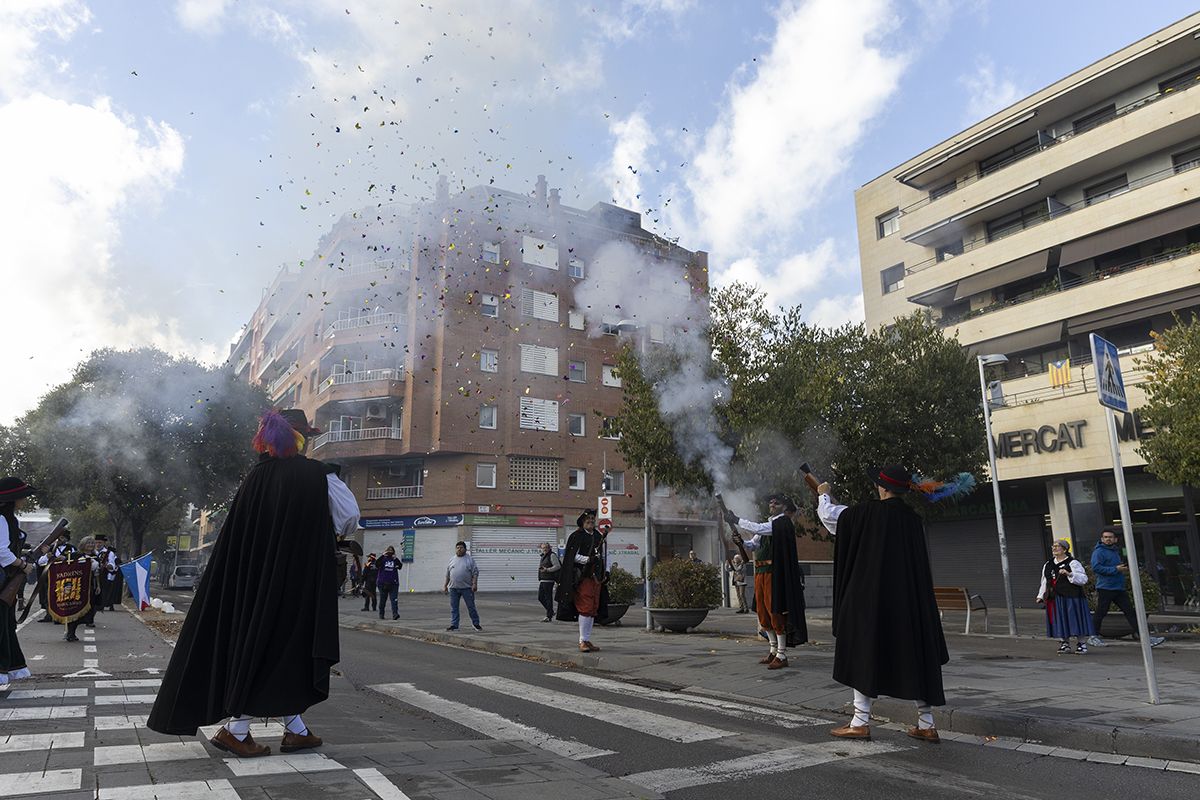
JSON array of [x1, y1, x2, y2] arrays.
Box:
[[2, 596, 1198, 799]]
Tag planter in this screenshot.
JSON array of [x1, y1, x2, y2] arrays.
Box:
[[648, 607, 710, 633], [600, 602, 631, 626]]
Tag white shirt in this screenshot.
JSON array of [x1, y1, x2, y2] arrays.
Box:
[[37, 543, 72, 568], [734, 513, 784, 552], [0, 516, 19, 568], [1038, 558, 1088, 601], [817, 494, 848, 536], [327, 474, 361, 538]]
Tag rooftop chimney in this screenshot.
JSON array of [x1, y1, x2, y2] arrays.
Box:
[[548, 187, 560, 216], [534, 174, 548, 206], [436, 174, 449, 203]]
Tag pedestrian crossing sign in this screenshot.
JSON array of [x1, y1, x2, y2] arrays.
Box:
[[1089, 333, 1128, 412]]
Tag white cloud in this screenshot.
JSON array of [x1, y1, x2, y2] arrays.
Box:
[[805, 292, 865, 328], [959, 57, 1025, 123], [176, 0, 231, 32], [0, 0, 91, 97], [714, 237, 859, 325], [605, 111, 656, 211]]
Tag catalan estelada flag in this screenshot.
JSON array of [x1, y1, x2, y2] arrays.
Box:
[[1049, 358, 1071, 388]]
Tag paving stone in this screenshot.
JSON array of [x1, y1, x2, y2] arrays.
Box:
[[1123, 756, 1169, 770], [1085, 752, 1128, 765], [1165, 760, 1200, 774]]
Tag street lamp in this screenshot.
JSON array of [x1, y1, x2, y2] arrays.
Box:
[[616, 320, 654, 631], [978, 353, 1018, 636]]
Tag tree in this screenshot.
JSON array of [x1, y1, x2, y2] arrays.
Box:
[[1137, 313, 1200, 487], [1, 348, 268, 555]]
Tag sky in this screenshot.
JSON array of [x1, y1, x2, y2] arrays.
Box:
[[2, 0, 1198, 423]]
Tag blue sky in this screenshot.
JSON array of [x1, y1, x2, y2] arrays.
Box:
[[2, 0, 1197, 422]]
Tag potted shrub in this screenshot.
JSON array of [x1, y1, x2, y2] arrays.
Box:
[[600, 565, 639, 626], [647, 558, 721, 632]]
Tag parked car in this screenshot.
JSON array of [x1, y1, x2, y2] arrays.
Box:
[[163, 565, 199, 590]]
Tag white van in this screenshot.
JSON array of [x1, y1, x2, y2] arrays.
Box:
[[164, 565, 199, 590]]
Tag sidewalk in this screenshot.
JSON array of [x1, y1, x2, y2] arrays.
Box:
[[339, 593, 1200, 764]]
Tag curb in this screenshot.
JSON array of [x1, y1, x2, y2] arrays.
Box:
[[341, 616, 1200, 763]]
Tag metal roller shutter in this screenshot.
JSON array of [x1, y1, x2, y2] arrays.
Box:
[[925, 516, 1048, 609], [471, 527, 556, 591]]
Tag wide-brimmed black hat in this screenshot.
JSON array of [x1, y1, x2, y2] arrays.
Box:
[[0, 477, 36, 503], [280, 408, 322, 435], [871, 465, 912, 493], [95, 534, 108, 542], [576, 509, 597, 527]]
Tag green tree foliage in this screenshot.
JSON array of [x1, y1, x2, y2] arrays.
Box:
[[1137, 314, 1200, 487], [0, 348, 268, 555]]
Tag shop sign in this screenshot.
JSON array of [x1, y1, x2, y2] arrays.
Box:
[[995, 413, 1152, 458], [359, 513, 464, 529], [402, 530, 415, 563], [463, 515, 563, 527]]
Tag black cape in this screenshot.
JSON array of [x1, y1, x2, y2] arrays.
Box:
[[768, 514, 808, 647], [147, 455, 339, 735], [555, 527, 609, 622], [832, 496, 948, 705]]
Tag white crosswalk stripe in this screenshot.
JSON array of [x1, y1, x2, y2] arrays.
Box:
[[97, 778, 241, 800], [4, 688, 88, 700], [355, 767, 415, 800], [460, 675, 734, 743], [94, 741, 210, 766], [0, 705, 88, 721], [94, 714, 149, 730], [95, 679, 161, 689], [93, 693, 158, 705], [0, 732, 86, 753], [223, 752, 344, 777], [0, 768, 82, 796]]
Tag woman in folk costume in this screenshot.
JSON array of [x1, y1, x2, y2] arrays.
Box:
[[1037, 539, 1094, 655], [147, 410, 360, 757], [0, 477, 37, 686]]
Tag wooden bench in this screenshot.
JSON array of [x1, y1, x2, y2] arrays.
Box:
[[933, 586, 988, 634]]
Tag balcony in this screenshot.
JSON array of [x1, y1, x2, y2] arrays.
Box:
[[323, 311, 405, 340], [365, 485, 423, 500], [310, 428, 404, 461], [346, 258, 409, 276], [265, 362, 300, 398], [318, 367, 404, 393]]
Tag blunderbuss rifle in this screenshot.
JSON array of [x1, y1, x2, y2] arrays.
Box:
[[799, 463, 822, 497], [714, 493, 750, 564], [0, 517, 69, 616]]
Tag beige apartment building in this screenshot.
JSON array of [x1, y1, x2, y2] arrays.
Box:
[[226, 177, 717, 592], [856, 14, 1200, 611]]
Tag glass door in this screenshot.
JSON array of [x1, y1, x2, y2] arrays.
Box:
[[1142, 525, 1197, 610]]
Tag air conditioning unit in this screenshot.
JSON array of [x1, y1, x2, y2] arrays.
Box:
[[365, 403, 385, 418]]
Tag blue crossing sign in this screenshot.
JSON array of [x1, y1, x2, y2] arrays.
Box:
[[1089, 333, 1128, 412]]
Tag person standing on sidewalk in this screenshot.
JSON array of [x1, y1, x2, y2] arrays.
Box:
[[557, 510, 609, 652], [817, 466, 949, 743], [376, 546, 402, 620], [444, 541, 481, 631], [0, 477, 37, 686], [1088, 529, 1165, 648], [94, 534, 119, 611], [1038, 539, 1094, 654], [728, 554, 749, 613], [537, 542, 561, 622], [147, 409, 360, 758], [724, 493, 808, 669], [360, 554, 378, 613]]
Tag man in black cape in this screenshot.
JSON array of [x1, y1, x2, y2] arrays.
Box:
[[817, 464, 948, 743], [724, 493, 808, 669], [556, 510, 609, 651], [147, 409, 360, 757]]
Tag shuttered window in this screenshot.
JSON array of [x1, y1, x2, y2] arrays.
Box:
[[568, 309, 585, 330], [519, 397, 559, 431], [519, 344, 558, 376], [508, 455, 559, 491], [522, 235, 559, 269], [520, 288, 559, 321]]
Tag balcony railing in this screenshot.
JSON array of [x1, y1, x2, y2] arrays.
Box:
[[908, 159, 1200, 276], [345, 258, 410, 276], [318, 367, 404, 394], [323, 311, 404, 339], [365, 485, 423, 500], [266, 362, 299, 397], [310, 427, 402, 450], [899, 74, 1200, 216]]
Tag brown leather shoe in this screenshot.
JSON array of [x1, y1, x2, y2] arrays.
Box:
[[210, 728, 270, 757], [906, 726, 940, 743], [830, 724, 871, 739], [767, 657, 788, 670], [280, 729, 323, 752], [579, 641, 600, 652], [758, 653, 776, 664]]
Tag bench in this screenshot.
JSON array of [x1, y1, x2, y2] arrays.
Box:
[[933, 586, 988, 634]]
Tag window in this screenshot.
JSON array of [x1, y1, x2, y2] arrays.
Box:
[[880, 263, 905, 295], [1160, 65, 1200, 94], [476, 463, 497, 489], [649, 324, 665, 343], [568, 360, 586, 382], [568, 468, 585, 490], [929, 180, 956, 201], [520, 288, 559, 321], [1172, 145, 1200, 174], [1072, 104, 1116, 136], [979, 134, 1039, 176], [519, 344, 558, 376], [653, 483, 672, 497], [601, 315, 620, 335], [601, 416, 621, 439], [567, 413, 585, 436], [604, 470, 625, 495], [1083, 174, 1128, 206], [508, 455, 559, 491], [522, 235, 559, 269], [568, 258, 585, 279], [876, 208, 900, 238], [480, 349, 499, 373], [986, 200, 1048, 242], [519, 397, 559, 431], [480, 293, 499, 318], [482, 242, 501, 264], [568, 308, 584, 330], [479, 405, 497, 430], [601, 364, 621, 387], [936, 240, 963, 262]]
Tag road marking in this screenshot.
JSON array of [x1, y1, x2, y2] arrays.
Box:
[[4, 688, 89, 700], [84, 645, 97, 653], [97, 778, 240, 799], [223, 752, 344, 777], [84, 636, 95, 642], [370, 682, 613, 761], [84, 659, 99, 668], [548, 672, 825, 728], [0, 732, 86, 753], [29, 655, 44, 661], [95, 715, 149, 730], [199, 722, 286, 740], [0, 769, 81, 796], [626, 741, 907, 792], [354, 767, 414, 800], [0, 705, 88, 721], [460, 675, 732, 743], [94, 742, 209, 766], [95, 679, 161, 689], [64, 667, 112, 678], [94, 694, 158, 705]]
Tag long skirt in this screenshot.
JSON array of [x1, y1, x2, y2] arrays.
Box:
[[1046, 595, 1093, 639], [0, 600, 27, 672]]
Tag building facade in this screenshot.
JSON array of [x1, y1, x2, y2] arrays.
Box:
[[228, 177, 719, 592], [856, 13, 1200, 612]]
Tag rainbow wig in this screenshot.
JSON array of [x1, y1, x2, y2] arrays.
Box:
[[253, 410, 305, 458], [910, 472, 977, 503]]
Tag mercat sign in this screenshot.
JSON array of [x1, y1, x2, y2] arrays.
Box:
[[994, 412, 1152, 458]]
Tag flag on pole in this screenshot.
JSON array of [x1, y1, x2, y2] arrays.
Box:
[[119, 552, 153, 611], [1049, 358, 1071, 388]]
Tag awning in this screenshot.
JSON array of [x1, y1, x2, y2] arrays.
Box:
[[953, 250, 1051, 301], [903, 181, 1040, 245], [1067, 285, 1200, 334], [908, 284, 960, 307], [896, 111, 1037, 188], [967, 321, 1065, 356], [1059, 200, 1200, 267]]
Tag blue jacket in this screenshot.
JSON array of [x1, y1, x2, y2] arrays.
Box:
[[1091, 542, 1125, 591]]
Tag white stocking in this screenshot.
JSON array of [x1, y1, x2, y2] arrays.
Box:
[[765, 630, 777, 655], [225, 715, 252, 741], [914, 701, 934, 730], [283, 714, 308, 735], [579, 615, 594, 643], [852, 690, 873, 728]]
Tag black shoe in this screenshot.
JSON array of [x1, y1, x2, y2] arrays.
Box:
[[446, 626, 458, 631], [38, 615, 53, 623], [472, 623, 483, 631], [361, 607, 369, 611], [393, 614, 399, 620], [542, 616, 551, 622]]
